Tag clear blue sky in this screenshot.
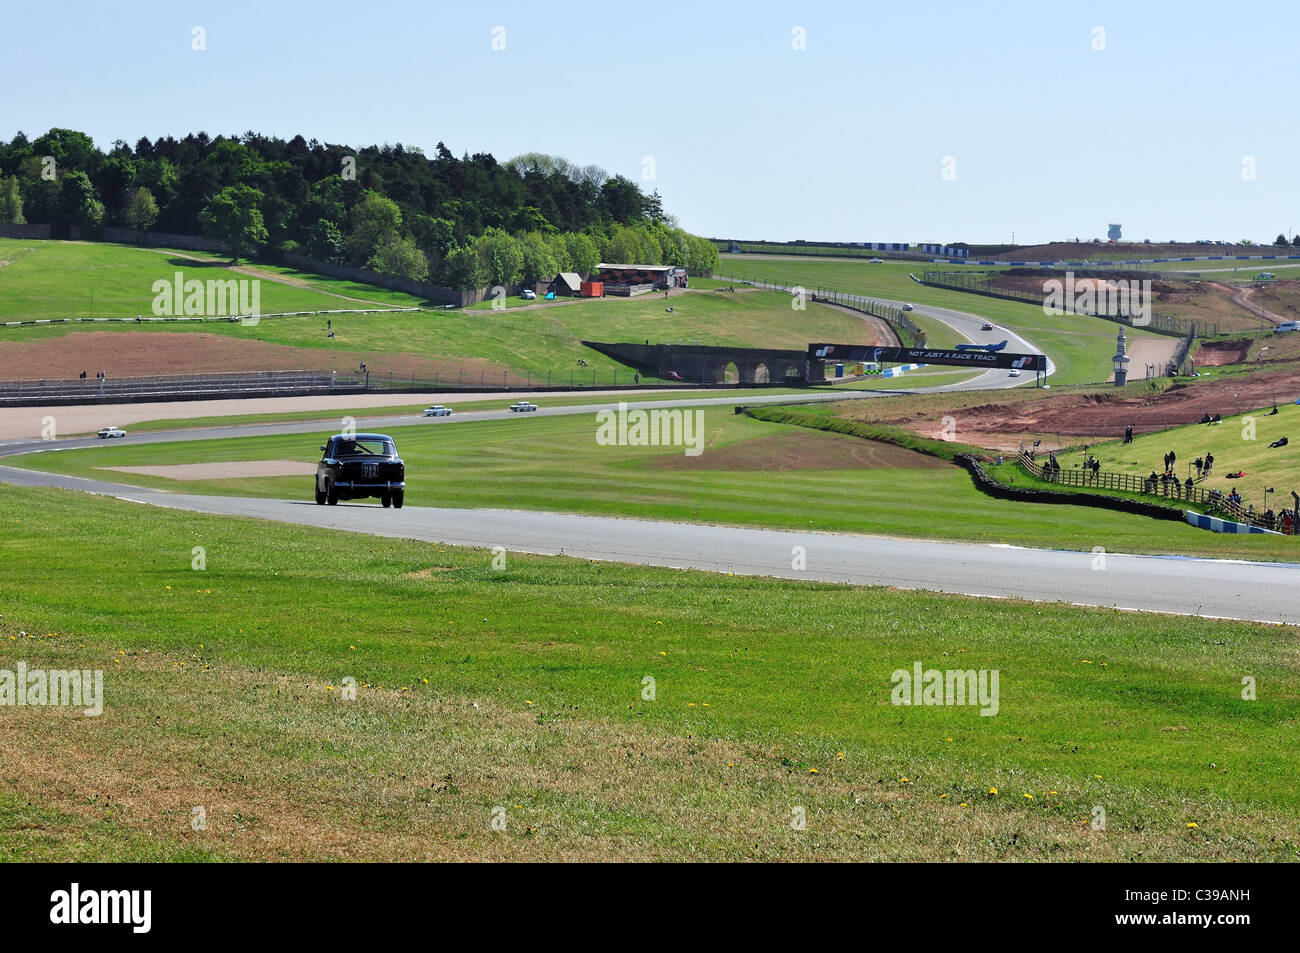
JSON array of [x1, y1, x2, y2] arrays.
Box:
[[4, 0, 1298, 245]]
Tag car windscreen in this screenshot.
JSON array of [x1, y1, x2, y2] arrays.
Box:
[[335, 438, 395, 457]]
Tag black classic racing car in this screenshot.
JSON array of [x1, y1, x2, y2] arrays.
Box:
[[315, 432, 406, 508]]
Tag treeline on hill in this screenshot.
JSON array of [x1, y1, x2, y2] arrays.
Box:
[[0, 129, 720, 289]]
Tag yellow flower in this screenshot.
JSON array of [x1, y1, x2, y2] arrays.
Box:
[[525, 700, 534, 705], [939, 793, 948, 799], [836, 751, 845, 761], [165, 585, 171, 590], [988, 787, 998, 796], [808, 768, 819, 774], [900, 777, 911, 784], [1049, 790, 1059, 795], [960, 802, 969, 807], [727, 761, 735, 767], [326, 686, 334, 691], [687, 703, 696, 708], [1023, 793, 1033, 799], [1187, 822, 1198, 829], [658, 651, 666, 656], [946, 737, 954, 742]]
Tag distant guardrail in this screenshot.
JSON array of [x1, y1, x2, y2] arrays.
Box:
[[0, 307, 422, 328], [711, 274, 924, 347], [920, 269, 1210, 337]]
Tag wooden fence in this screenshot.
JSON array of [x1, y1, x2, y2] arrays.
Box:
[[1018, 450, 1285, 530]]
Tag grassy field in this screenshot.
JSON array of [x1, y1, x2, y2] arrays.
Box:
[[718, 255, 1167, 386], [0, 238, 421, 316], [1075, 402, 1300, 512], [0, 484, 1295, 861], [11, 407, 1299, 561], [1, 243, 879, 383]]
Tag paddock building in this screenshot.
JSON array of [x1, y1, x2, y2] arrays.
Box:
[[596, 263, 689, 296]]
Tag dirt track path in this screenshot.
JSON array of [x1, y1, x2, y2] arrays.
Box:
[[1209, 281, 1288, 326]]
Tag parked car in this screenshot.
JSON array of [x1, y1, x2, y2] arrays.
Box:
[[521, 289, 537, 300], [509, 401, 539, 413], [902, 303, 914, 311], [981, 322, 995, 331], [315, 433, 405, 508], [1274, 322, 1299, 334], [96, 426, 126, 439], [422, 405, 452, 417]]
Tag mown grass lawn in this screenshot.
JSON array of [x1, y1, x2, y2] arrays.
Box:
[[10, 409, 1300, 561], [0, 485, 1295, 861], [1, 241, 878, 383], [0, 238, 418, 317]]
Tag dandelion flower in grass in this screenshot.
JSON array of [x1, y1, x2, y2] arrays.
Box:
[[960, 802, 969, 807], [525, 700, 534, 706], [702, 702, 710, 707], [1049, 790, 1059, 795], [349, 645, 356, 651], [658, 651, 666, 656], [899, 777, 911, 784], [326, 686, 334, 692], [988, 787, 998, 796], [808, 768, 818, 774], [946, 737, 954, 743], [1023, 793, 1033, 800], [656, 621, 663, 626], [165, 586, 171, 591], [687, 703, 696, 708], [1187, 822, 1198, 829], [836, 751, 845, 761], [422, 678, 428, 684], [727, 762, 735, 768], [940, 793, 948, 799]]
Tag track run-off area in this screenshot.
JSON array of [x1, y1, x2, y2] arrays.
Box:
[[3, 300, 1292, 626]]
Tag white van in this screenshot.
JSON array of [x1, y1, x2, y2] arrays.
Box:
[[1275, 322, 1299, 334]]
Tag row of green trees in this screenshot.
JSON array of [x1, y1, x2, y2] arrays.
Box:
[[0, 129, 718, 289]]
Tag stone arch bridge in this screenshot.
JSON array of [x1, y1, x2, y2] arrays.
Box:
[[582, 341, 813, 385]]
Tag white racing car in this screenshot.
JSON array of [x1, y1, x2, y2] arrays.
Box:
[[97, 426, 127, 439]]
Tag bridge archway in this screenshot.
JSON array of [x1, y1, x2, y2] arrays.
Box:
[[750, 362, 771, 384], [712, 360, 740, 384]]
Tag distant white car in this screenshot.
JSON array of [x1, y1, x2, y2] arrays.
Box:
[[902, 303, 914, 311], [869, 257, 884, 263], [1008, 368, 1022, 378], [97, 426, 126, 439], [521, 289, 536, 300], [422, 405, 452, 417], [509, 401, 539, 413]]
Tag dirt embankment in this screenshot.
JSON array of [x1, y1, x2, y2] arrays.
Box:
[[884, 367, 1300, 449], [1, 331, 506, 381]]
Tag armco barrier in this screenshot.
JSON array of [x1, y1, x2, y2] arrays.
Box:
[[1185, 511, 1280, 535]]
